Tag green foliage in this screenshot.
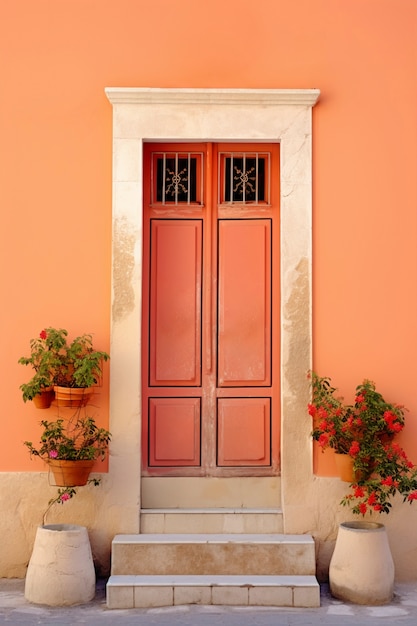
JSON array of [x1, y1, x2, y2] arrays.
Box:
[[309, 371, 417, 516], [19, 327, 110, 401], [24, 417, 111, 461]]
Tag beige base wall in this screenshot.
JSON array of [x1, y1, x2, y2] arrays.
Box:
[[2, 471, 417, 582], [297, 476, 417, 583], [0, 471, 138, 579]]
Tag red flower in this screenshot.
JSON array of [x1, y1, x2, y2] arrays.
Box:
[[349, 441, 360, 456], [381, 476, 394, 486], [367, 492, 377, 506], [373, 504, 382, 511], [308, 403, 316, 417], [318, 433, 329, 448], [354, 485, 365, 498], [39, 329, 47, 340], [407, 492, 417, 501], [317, 407, 328, 419], [359, 502, 367, 515], [355, 394, 365, 404]]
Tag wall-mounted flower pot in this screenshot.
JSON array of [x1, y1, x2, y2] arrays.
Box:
[[329, 521, 394, 605], [33, 387, 55, 409], [48, 459, 94, 486], [53, 386, 94, 407], [25, 524, 95, 606]]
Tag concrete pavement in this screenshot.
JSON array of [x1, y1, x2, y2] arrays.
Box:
[[1, 578, 417, 625]]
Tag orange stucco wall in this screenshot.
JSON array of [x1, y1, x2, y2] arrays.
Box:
[[1, 0, 417, 474]]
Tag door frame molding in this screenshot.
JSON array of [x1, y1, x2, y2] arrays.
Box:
[[105, 88, 320, 533]]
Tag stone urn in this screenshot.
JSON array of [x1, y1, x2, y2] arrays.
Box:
[[329, 521, 394, 605], [25, 524, 95, 606]]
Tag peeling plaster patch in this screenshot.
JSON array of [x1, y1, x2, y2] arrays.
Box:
[[283, 257, 310, 399], [112, 217, 136, 321]]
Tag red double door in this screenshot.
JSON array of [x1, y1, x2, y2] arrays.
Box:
[[142, 143, 280, 477]]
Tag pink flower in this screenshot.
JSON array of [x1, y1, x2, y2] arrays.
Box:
[[60, 493, 70, 502], [49, 450, 58, 458]]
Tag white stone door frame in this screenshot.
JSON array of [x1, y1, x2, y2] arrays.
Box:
[[105, 88, 320, 534]]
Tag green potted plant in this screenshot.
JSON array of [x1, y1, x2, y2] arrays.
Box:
[[309, 372, 407, 486], [24, 416, 111, 486], [19, 327, 110, 408], [52, 330, 110, 407], [308, 371, 415, 510], [23, 415, 110, 607], [19, 328, 68, 408]]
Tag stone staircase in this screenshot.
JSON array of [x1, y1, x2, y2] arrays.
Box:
[[106, 509, 320, 609]]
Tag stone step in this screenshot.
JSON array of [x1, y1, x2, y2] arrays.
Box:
[[111, 533, 316, 577], [106, 574, 320, 609], [140, 508, 284, 534]]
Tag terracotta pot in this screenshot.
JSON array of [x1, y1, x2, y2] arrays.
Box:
[[334, 453, 356, 482], [47, 459, 94, 486], [53, 386, 94, 407], [25, 524, 95, 606], [329, 521, 394, 605], [33, 387, 55, 409]]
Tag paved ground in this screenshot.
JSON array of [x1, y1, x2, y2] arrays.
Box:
[[1, 578, 417, 625]]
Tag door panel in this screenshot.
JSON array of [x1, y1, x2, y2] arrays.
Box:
[[149, 220, 202, 386], [218, 219, 271, 386], [149, 398, 201, 466], [217, 398, 271, 466]]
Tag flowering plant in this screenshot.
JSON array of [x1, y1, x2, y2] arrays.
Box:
[[18, 328, 67, 402], [24, 417, 111, 461], [19, 327, 109, 402], [309, 371, 417, 515], [24, 416, 110, 524], [310, 373, 406, 457]]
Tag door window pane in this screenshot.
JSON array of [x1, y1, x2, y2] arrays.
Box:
[[219, 152, 270, 205], [152, 152, 203, 205]]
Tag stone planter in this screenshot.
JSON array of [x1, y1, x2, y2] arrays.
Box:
[[329, 521, 394, 605], [25, 524, 95, 606]]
